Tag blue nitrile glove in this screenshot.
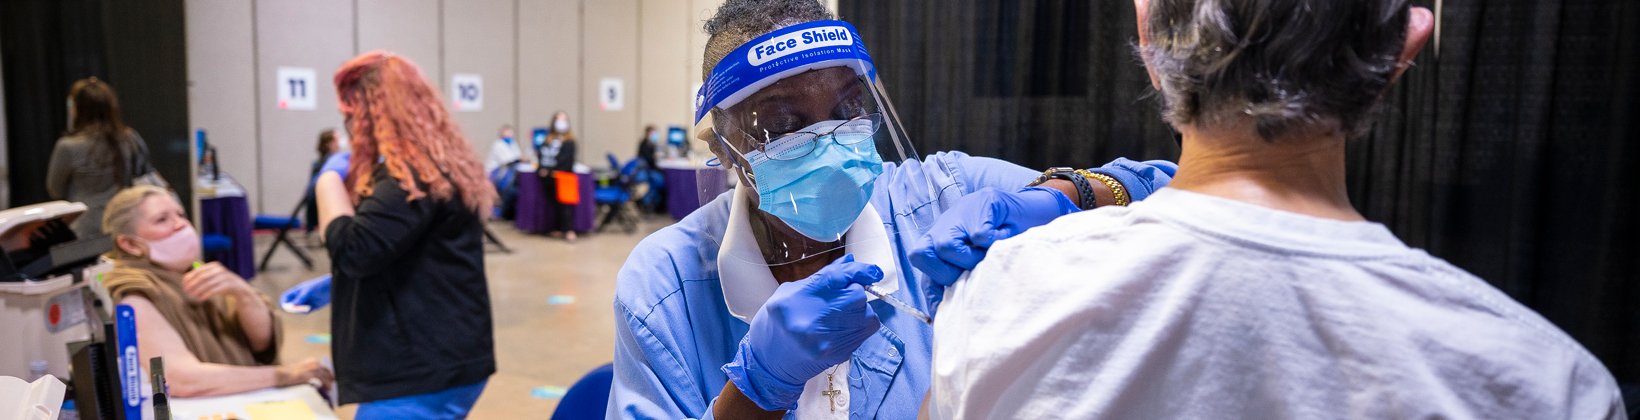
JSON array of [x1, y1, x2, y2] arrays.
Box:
[[722, 254, 885, 411], [1088, 158, 1177, 202], [314, 151, 352, 184], [911, 186, 1079, 287], [909, 159, 1179, 288], [280, 275, 332, 314]]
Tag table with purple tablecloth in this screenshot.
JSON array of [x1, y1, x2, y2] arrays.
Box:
[[515, 172, 596, 234], [663, 166, 728, 220], [199, 196, 255, 280]]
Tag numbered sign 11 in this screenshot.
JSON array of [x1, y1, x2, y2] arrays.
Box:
[[276, 67, 318, 111], [451, 74, 483, 112]]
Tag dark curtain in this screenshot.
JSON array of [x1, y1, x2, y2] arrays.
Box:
[[1352, 0, 1640, 386], [100, 0, 192, 208], [1, 0, 110, 207], [1, 0, 190, 213], [843, 0, 1179, 168], [840, 0, 1639, 386]]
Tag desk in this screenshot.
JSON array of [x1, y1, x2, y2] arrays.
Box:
[[197, 176, 255, 280], [515, 172, 596, 234], [659, 160, 727, 220], [148, 385, 337, 420]]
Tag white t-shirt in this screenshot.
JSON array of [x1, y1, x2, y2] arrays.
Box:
[[931, 188, 1625, 419], [485, 137, 522, 175]]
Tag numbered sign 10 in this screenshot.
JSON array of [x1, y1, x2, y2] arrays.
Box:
[[276, 67, 318, 111], [451, 74, 483, 112]]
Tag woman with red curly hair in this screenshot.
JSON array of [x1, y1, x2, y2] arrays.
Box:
[[313, 50, 497, 418]]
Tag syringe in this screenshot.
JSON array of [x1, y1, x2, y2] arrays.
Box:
[[862, 284, 932, 324]]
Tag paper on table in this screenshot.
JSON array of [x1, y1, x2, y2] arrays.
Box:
[[245, 400, 316, 420]]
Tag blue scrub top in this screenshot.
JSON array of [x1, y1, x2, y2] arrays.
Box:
[[608, 151, 1040, 419]]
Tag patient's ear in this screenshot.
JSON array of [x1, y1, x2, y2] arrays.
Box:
[[1390, 7, 1435, 85], [1134, 0, 1162, 90]]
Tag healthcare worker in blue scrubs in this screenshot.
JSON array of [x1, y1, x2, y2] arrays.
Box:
[[608, 1, 1177, 418]]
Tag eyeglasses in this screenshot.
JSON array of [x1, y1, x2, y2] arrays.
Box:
[[733, 113, 883, 161]]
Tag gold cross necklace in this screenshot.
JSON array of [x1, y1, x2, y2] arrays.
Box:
[[820, 365, 843, 413]]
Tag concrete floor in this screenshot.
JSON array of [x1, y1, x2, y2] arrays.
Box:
[[247, 215, 673, 419]]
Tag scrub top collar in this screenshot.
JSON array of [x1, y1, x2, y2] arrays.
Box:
[[719, 184, 900, 323]]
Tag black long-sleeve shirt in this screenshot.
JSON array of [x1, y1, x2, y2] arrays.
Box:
[[537, 138, 577, 172], [324, 166, 494, 403]]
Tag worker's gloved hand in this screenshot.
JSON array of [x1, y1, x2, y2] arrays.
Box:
[[1086, 158, 1178, 203], [723, 254, 884, 411], [280, 275, 332, 314], [314, 151, 352, 185], [911, 186, 1079, 286], [909, 158, 1179, 288]]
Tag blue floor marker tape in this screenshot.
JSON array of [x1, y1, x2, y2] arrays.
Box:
[[547, 295, 577, 305], [531, 386, 568, 399], [305, 334, 332, 344]]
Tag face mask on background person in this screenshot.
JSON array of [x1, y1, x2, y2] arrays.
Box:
[[728, 118, 884, 242], [502, 135, 515, 145], [336, 131, 352, 152], [554, 119, 570, 133], [144, 225, 201, 272]]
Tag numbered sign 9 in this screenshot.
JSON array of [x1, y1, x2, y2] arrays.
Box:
[[600, 78, 624, 111], [276, 67, 318, 110], [451, 74, 483, 112]]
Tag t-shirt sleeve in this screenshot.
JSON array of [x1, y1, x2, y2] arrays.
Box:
[[324, 173, 432, 280]]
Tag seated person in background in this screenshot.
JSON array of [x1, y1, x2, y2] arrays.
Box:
[[637, 124, 659, 171], [924, 0, 1626, 418], [636, 125, 663, 212], [100, 185, 333, 397], [486, 124, 523, 219], [306, 129, 341, 235]]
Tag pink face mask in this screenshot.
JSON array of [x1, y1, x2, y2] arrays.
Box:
[[144, 225, 200, 272]]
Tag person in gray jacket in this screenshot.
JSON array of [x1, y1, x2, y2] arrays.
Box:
[[47, 77, 155, 238]]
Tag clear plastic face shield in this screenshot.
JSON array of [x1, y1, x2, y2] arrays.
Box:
[[695, 20, 917, 270]]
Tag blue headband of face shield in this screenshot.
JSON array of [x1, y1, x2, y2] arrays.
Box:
[[694, 20, 876, 124]]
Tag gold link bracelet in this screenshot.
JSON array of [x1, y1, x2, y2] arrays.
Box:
[[1077, 169, 1130, 206]]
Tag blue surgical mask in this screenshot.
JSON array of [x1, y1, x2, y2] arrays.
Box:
[[502, 136, 514, 145], [735, 121, 883, 241]]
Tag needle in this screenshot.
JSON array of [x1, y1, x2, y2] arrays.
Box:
[[862, 284, 932, 324]]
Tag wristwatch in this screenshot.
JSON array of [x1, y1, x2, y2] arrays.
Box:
[[1028, 167, 1098, 210]]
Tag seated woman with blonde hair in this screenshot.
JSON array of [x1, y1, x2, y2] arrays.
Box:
[[100, 185, 333, 397]]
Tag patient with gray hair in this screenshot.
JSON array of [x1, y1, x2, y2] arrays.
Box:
[[927, 0, 1626, 418]]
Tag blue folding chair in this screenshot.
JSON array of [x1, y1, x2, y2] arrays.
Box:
[[256, 196, 313, 272], [594, 158, 647, 233], [550, 363, 613, 420]]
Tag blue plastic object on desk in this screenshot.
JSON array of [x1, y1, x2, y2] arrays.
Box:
[[281, 275, 332, 313]]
